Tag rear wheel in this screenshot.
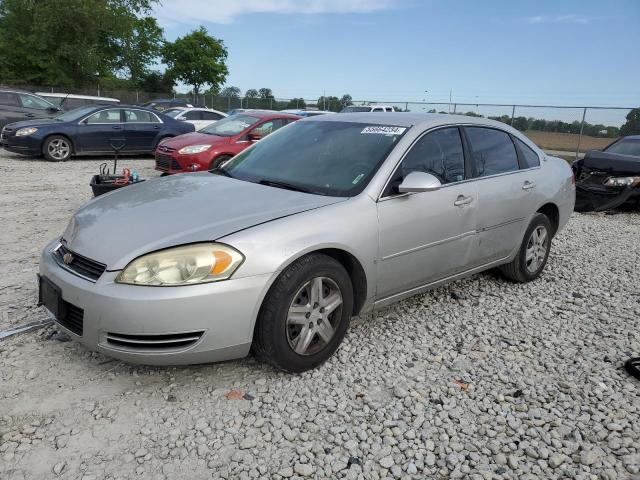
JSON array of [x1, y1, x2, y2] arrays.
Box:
[[209, 154, 232, 170], [42, 135, 72, 162], [252, 254, 353, 372], [499, 213, 552, 282]]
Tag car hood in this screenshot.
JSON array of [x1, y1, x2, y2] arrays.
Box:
[[160, 132, 231, 149], [63, 173, 345, 270], [3, 118, 62, 130]]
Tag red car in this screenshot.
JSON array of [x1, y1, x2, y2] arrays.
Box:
[[155, 111, 301, 174]]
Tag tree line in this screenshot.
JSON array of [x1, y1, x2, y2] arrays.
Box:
[[432, 109, 640, 138], [0, 0, 228, 98]]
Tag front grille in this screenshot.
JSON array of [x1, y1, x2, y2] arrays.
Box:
[[105, 331, 204, 351], [156, 154, 182, 171], [53, 243, 106, 282], [57, 302, 84, 336], [0, 128, 11, 141]]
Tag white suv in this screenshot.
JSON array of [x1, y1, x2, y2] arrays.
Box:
[[340, 104, 395, 113]]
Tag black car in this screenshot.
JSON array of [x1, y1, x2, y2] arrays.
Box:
[[573, 135, 640, 212], [0, 105, 195, 161], [0, 88, 62, 129], [142, 98, 193, 112]]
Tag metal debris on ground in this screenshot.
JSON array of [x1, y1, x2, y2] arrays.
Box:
[[0, 318, 53, 340]]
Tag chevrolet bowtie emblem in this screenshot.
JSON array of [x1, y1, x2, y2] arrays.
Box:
[[63, 252, 74, 265]]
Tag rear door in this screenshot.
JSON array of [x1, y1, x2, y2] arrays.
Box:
[[123, 108, 162, 152], [463, 126, 541, 264], [75, 108, 124, 153], [0, 91, 23, 128], [182, 109, 206, 130], [17, 93, 57, 120]]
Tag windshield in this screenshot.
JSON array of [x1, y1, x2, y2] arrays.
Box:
[[54, 106, 99, 121], [164, 109, 183, 118], [340, 106, 371, 113], [199, 114, 260, 137], [605, 138, 640, 157], [222, 121, 406, 196]]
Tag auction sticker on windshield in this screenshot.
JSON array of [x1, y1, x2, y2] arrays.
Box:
[[361, 126, 406, 135]]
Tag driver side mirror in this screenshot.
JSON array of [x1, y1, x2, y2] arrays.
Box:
[[248, 131, 263, 142], [398, 171, 442, 193]]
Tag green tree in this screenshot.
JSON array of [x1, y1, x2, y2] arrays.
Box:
[[245, 89, 258, 98], [258, 88, 274, 99], [163, 26, 228, 99], [286, 98, 306, 109], [512, 116, 529, 131], [220, 86, 241, 97], [339, 94, 353, 109], [137, 70, 174, 93], [620, 108, 640, 136], [317, 95, 341, 112], [0, 0, 161, 87]]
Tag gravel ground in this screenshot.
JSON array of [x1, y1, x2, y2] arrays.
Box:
[[0, 151, 639, 480]]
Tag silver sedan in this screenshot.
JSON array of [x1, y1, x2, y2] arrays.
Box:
[[39, 113, 575, 372]]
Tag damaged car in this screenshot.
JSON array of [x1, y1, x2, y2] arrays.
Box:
[[573, 135, 640, 212]]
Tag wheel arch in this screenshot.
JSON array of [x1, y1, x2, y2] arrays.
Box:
[[42, 132, 75, 154], [536, 202, 560, 236]]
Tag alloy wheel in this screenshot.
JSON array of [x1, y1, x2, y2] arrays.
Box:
[[286, 277, 343, 356], [48, 139, 70, 160], [525, 225, 548, 273]]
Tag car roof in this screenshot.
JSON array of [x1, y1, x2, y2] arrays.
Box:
[[237, 110, 301, 119], [304, 112, 516, 130], [36, 92, 119, 102]]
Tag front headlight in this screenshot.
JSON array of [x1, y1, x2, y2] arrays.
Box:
[[604, 176, 640, 187], [16, 127, 38, 136], [115, 243, 244, 286], [178, 144, 211, 154]]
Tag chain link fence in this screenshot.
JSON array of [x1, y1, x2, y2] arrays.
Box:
[[5, 84, 637, 159]]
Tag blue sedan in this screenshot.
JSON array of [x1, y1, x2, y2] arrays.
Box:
[[0, 105, 195, 161]]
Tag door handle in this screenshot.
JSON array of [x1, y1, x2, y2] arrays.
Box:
[[25, 113, 35, 118], [112, 125, 123, 130], [153, 125, 161, 130], [522, 181, 536, 190], [454, 195, 474, 207]]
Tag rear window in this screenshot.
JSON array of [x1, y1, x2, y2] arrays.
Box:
[[605, 139, 640, 157], [466, 127, 519, 177], [515, 138, 540, 168], [0, 91, 19, 107]]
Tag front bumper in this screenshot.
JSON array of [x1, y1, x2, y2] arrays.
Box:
[[155, 151, 209, 174], [575, 184, 640, 212], [39, 240, 273, 365], [1, 133, 41, 156]]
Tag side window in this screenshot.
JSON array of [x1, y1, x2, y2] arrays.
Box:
[[252, 120, 275, 136], [184, 110, 202, 120], [125, 109, 159, 123], [466, 127, 519, 177], [201, 111, 223, 120], [385, 107, 394, 112], [0, 91, 19, 107], [18, 93, 53, 110], [514, 137, 540, 168], [372, 107, 383, 112], [86, 109, 121, 123], [400, 127, 465, 185]]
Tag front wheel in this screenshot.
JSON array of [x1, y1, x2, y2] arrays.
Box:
[[209, 155, 232, 170], [499, 213, 553, 282], [252, 253, 353, 372], [42, 135, 72, 162]]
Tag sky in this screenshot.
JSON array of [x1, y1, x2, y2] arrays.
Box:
[[153, 0, 640, 123]]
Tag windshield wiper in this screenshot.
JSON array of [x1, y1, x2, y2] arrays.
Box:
[[209, 167, 233, 178], [258, 179, 313, 194]]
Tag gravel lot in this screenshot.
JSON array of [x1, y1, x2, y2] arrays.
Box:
[[1, 151, 639, 480]]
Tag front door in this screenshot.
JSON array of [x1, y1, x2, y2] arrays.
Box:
[[377, 127, 477, 299], [75, 108, 124, 153]]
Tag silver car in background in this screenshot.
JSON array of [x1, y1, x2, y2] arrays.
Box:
[[39, 113, 575, 372]]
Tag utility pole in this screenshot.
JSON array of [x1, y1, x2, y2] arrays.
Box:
[[448, 90, 452, 113]]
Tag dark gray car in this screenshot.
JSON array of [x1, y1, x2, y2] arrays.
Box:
[[0, 89, 61, 129]]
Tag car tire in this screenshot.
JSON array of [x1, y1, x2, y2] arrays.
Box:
[[210, 155, 232, 170], [499, 213, 553, 283], [252, 253, 354, 373], [42, 135, 72, 162]]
